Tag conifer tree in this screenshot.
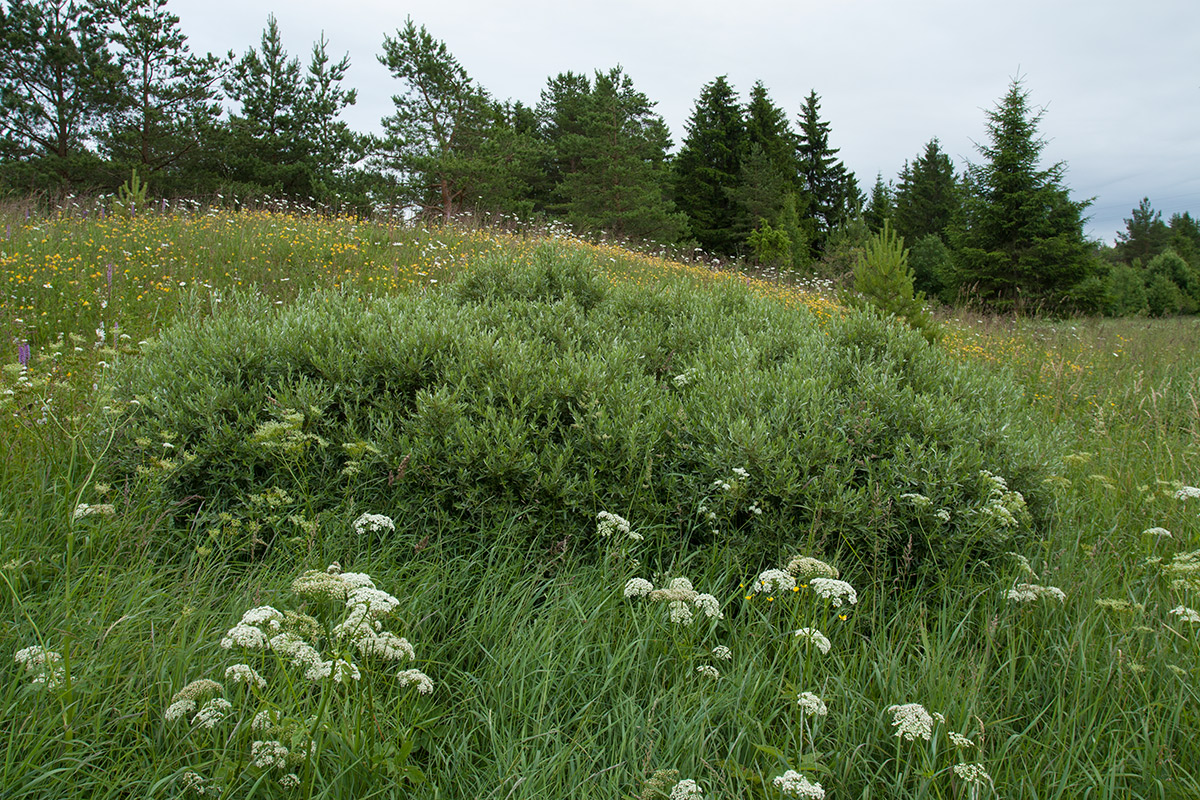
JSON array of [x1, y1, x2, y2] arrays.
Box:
[[892, 138, 958, 245], [672, 75, 747, 254], [1115, 198, 1170, 265], [101, 0, 222, 192], [864, 172, 894, 232], [952, 77, 1096, 310], [795, 90, 856, 254], [848, 220, 938, 342]]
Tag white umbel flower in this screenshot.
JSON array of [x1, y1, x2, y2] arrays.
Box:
[[754, 568, 796, 594], [888, 702, 934, 741], [345, 586, 400, 617], [773, 770, 825, 798], [1004, 583, 1066, 603], [352, 512, 395, 536], [693, 593, 723, 620], [192, 698, 232, 729], [225, 664, 266, 689], [355, 631, 416, 661], [797, 691, 827, 717], [793, 627, 831, 654], [250, 740, 290, 769], [696, 664, 720, 680], [953, 762, 993, 787], [669, 778, 704, 799], [597, 511, 641, 541], [14, 645, 65, 689], [304, 658, 360, 683], [810, 578, 858, 607], [398, 668, 434, 694], [624, 578, 654, 598], [711, 645, 732, 660], [1175, 486, 1200, 500], [669, 600, 695, 625], [1169, 606, 1200, 623], [785, 556, 839, 580], [269, 632, 321, 667]]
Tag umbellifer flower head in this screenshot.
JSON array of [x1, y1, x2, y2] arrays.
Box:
[[1169, 605, 1200, 623], [810, 578, 858, 607], [352, 512, 395, 536], [754, 568, 796, 594], [624, 578, 654, 598], [1004, 583, 1066, 603], [953, 762, 993, 787], [785, 556, 839, 580], [669, 778, 704, 800], [398, 668, 434, 694], [888, 702, 934, 741], [797, 691, 827, 717], [773, 769, 825, 798], [793, 627, 831, 654]]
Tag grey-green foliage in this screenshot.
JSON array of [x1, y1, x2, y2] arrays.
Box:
[[107, 242, 1052, 588]]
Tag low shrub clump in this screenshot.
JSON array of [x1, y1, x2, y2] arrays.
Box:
[[104, 240, 1054, 587]]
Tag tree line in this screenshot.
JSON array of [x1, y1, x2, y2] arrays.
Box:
[[2, 1, 1196, 315]]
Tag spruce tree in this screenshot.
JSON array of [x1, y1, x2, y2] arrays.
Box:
[[672, 75, 747, 255], [892, 138, 959, 245], [863, 172, 894, 232], [953, 78, 1095, 310], [795, 90, 856, 255]]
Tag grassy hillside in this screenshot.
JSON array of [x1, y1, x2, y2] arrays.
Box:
[[2, 205, 1198, 799]]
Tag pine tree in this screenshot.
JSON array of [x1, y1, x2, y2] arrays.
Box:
[[0, 0, 120, 189], [848, 220, 938, 342], [377, 18, 494, 221], [952, 77, 1095, 310], [672, 75, 747, 255], [101, 0, 222, 192], [554, 67, 684, 243], [1115, 198, 1170, 265], [892, 138, 959, 245]]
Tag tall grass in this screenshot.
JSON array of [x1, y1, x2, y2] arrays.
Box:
[[2, 208, 1198, 799]]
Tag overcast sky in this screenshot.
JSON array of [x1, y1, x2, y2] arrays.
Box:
[[168, 0, 1199, 243]]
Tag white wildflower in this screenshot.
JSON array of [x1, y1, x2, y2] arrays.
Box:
[[935, 508, 951, 522], [785, 556, 839, 580], [170, 679, 223, 706], [397, 668, 434, 694], [192, 697, 232, 729], [220, 622, 270, 650], [669, 778, 704, 800], [250, 740, 290, 770], [72, 502, 115, 521], [696, 664, 720, 680], [667, 577, 694, 594], [1005, 583, 1066, 603], [712, 645, 732, 660], [624, 578, 654, 598], [268, 632, 321, 667], [754, 568, 796, 594], [1143, 527, 1172, 538], [14, 645, 65, 688], [1169, 606, 1200, 623], [810, 577, 858, 607], [900, 492, 931, 507], [279, 773, 300, 789], [225, 664, 266, 689], [773, 770, 825, 799], [291, 569, 375, 601], [731, 467, 749, 480], [949, 731, 976, 748], [597, 510, 640, 541], [797, 691, 827, 717], [693, 593, 723, 620], [1007, 552, 1038, 578], [669, 600, 695, 625], [240, 606, 284, 630], [953, 762, 993, 787], [164, 699, 195, 723], [1175, 486, 1200, 500], [252, 708, 280, 732], [345, 586, 400, 617], [793, 627, 831, 654], [352, 512, 395, 536], [888, 702, 934, 741], [304, 658, 360, 683], [356, 631, 415, 661]]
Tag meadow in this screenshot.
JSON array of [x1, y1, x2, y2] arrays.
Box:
[[1, 201, 1198, 800]]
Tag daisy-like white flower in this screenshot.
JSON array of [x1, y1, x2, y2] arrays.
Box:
[[773, 770, 825, 799], [225, 664, 266, 689], [810, 578, 858, 607], [398, 668, 434, 694], [1004, 583, 1066, 603], [754, 568, 796, 594], [785, 556, 839, 580], [669, 778, 704, 800], [797, 691, 827, 717], [696, 664, 720, 680], [352, 512, 395, 536], [1169, 606, 1200, 623], [711, 645, 732, 660], [888, 703, 934, 741], [250, 740, 290, 770], [693, 593, 723, 620], [624, 578, 654, 598], [793, 627, 831, 654]]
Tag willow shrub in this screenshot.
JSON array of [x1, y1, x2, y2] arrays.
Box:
[[104, 241, 1056, 588]]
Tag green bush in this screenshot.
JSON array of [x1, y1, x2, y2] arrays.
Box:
[[846, 221, 941, 343], [105, 241, 1054, 588], [1104, 262, 1147, 316]]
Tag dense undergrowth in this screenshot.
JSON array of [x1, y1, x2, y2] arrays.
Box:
[[2, 207, 1199, 799]]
